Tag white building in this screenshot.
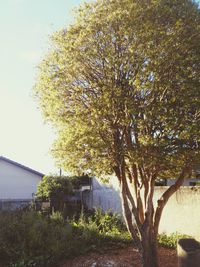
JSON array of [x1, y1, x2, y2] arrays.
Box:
[[0, 156, 44, 209]]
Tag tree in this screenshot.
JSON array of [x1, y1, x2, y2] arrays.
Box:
[[34, 0, 200, 266], [36, 175, 73, 201], [36, 175, 73, 211]]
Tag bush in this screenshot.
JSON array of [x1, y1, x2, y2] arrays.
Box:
[[50, 211, 65, 224], [158, 232, 190, 249], [92, 208, 126, 234], [0, 209, 131, 267], [0, 211, 72, 267], [36, 176, 73, 201], [1, 209, 189, 267], [70, 209, 132, 253]]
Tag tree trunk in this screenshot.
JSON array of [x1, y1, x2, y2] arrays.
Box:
[[141, 230, 158, 267]]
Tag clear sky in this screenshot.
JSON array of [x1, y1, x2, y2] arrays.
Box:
[[0, 0, 83, 174]]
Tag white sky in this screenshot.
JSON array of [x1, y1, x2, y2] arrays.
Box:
[[0, 0, 83, 174]]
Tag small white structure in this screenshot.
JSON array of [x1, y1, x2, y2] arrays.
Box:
[[0, 156, 44, 209]]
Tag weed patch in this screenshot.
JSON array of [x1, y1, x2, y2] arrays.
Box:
[[158, 232, 190, 249], [0, 210, 131, 267]]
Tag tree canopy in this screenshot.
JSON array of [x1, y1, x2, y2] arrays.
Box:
[[36, 175, 73, 201], [35, 1, 200, 266], [36, 175, 90, 200], [35, 0, 200, 177]]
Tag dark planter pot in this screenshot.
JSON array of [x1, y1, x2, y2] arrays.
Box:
[[177, 238, 200, 267]]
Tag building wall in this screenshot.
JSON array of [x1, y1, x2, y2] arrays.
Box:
[[88, 178, 200, 240], [88, 177, 122, 214], [0, 199, 32, 210], [0, 160, 42, 199], [154, 186, 200, 239]]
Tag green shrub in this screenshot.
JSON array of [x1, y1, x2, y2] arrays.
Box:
[[158, 232, 190, 248], [0, 209, 131, 267], [36, 175, 73, 201], [50, 211, 65, 224], [70, 208, 132, 251], [92, 208, 124, 234], [0, 211, 71, 267], [1, 209, 190, 267]]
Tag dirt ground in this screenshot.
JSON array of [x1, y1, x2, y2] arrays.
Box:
[[61, 245, 177, 267]]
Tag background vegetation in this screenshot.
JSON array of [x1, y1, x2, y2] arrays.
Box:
[[0, 208, 188, 267], [0, 209, 131, 267]]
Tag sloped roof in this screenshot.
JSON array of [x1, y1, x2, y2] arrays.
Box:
[[0, 156, 44, 177]]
